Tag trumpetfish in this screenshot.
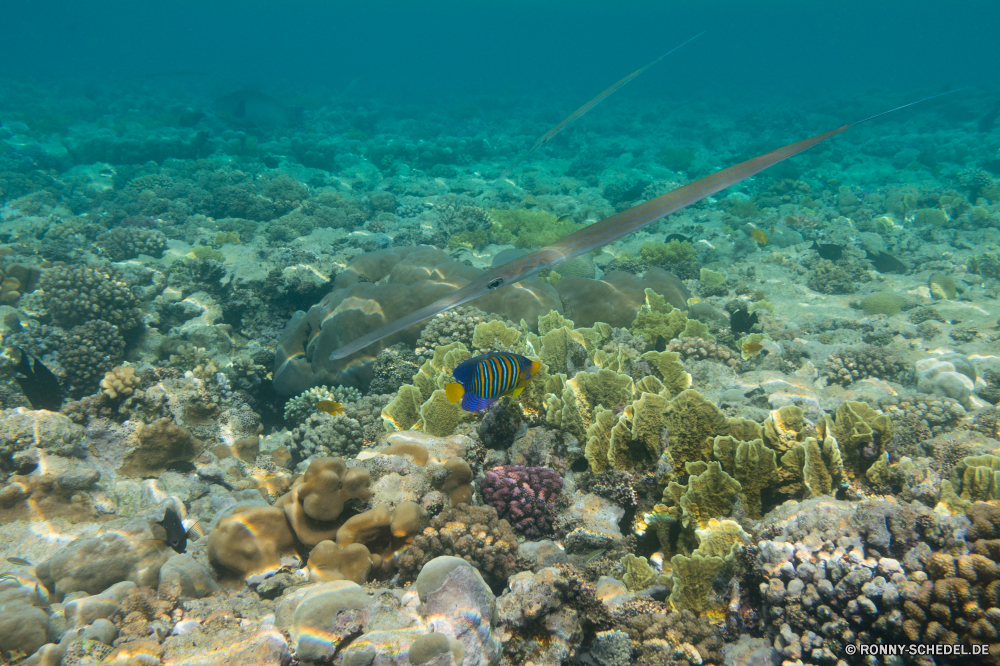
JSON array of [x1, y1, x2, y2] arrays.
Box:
[[499, 31, 705, 181], [329, 92, 955, 362]]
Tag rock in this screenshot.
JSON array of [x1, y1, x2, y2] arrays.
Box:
[[595, 576, 632, 608], [0, 577, 55, 657], [417, 556, 501, 666], [0, 409, 87, 465], [64, 581, 136, 628], [160, 619, 290, 666], [158, 554, 218, 599], [54, 468, 101, 492], [562, 493, 624, 553], [276, 580, 372, 662], [916, 355, 975, 407], [518, 540, 568, 568]]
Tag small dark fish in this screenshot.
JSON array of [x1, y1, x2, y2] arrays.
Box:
[[866, 249, 908, 274], [156, 507, 191, 554], [730, 310, 759, 336], [262, 155, 280, 169], [979, 100, 1000, 133], [12, 348, 62, 411], [811, 240, 844, 261], [654, 335, 668, 352], [556, 215, 573, 223], [5, 557, 32, 566], [664, 233, 692, 243], [446, 352, 541, 412]]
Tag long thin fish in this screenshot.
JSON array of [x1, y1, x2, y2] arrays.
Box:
[[498, 31, 705, 180], [330, 92, 955, 361]]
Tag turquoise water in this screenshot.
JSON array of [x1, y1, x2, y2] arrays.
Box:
[[2, 2, 1000, 665]]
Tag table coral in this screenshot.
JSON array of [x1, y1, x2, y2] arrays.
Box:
[[481, 465, 563, 538]]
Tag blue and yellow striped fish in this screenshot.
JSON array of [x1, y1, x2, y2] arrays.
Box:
[[445, 352, 541, 412]]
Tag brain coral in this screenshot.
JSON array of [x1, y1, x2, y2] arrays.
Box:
[[273, 246, 561, 395]]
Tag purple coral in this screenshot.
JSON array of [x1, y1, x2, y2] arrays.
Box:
[[480, 465, 563, 539]]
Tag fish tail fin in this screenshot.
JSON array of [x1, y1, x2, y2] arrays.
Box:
[[511, 386, 526, 398], [445, 383, 465, 404]]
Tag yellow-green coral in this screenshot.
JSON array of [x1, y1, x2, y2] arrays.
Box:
[[675, 461, 742, 528], [489, 209, 585, 249], [714, 437, 777, 518], [780, 435, 843, 498], [382, 385, 424, 432], [762, 405, 806, 454], [190, 246, 225, 261], [662, 390, 730, 476], [567, 368, 634, 417], [537, 310, 575, 335], [956, 455, 1000, 501], [631, 288, 713, 346], [639, 351, 691, 396], [584, 406, 618, 474], [621, 554, 669, 591], [472, 320, 522, 352], [640, 240, 696, 266], [669, 553, 728, 614], [824, 401, 893, 474], [699, 268, 725, 286], [860, 292, 906, 317], [382, 342, 471, 437], [417, 389, 468, 437], [606, 392, 671, 472]]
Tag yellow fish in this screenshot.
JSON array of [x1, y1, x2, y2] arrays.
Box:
[[742, 342, 764, 355], [750, 228, 768, 245], [317, 400, 345, 417]]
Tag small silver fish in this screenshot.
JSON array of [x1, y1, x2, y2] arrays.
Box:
[[585, 549, 607, 564], [5, 557, 32, 566]]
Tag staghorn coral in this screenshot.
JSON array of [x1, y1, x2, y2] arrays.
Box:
[[824, 345, 906, 386], [40, 265, 143, 330], [396, 503, 518, 589], [480, 465, 564, 538]]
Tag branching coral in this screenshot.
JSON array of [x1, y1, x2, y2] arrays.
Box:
[[480, 465, 563, 538]]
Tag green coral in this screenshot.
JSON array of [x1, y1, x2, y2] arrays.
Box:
[[417, 389, 468, 437], [621, 554, 669, 591], [639, 351, 691, 396], [737, 333, 768, 360], [607, 392, 671, 472], [584, 406, 618, 474], [669, 553, 728, 614], [780, 436, 844, 498], [825, 401, 893, 474], [713, 436, 777, 518], [631, 288, 713, 347], [489, 209, 585, 249], [568, 368, 634, 416], [381, 342, 471, 437], [382, 385, 424, 432], [860, 292, 906, 316], [662, 390, 730, 477], [447, 229, 489, 250], [699, 268, 725, 286], [955, 455, 1000, 501], [639, 240, 696, 266], [537, 310, 575, 335], [914, 207, 948, 226], [762, 405, 805, 454], [190, 246, 225, 261], [472, 320, 522, 352], [669, 461, 742, 528]]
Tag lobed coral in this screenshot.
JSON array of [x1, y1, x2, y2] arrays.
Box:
[[291, 412, 365, 466], [480, 465, 564, 539]]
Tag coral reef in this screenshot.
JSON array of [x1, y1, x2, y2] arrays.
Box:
[[480, 465, 564, 538]]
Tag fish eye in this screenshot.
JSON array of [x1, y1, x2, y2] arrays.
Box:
[[487, 277, 504, 289]]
